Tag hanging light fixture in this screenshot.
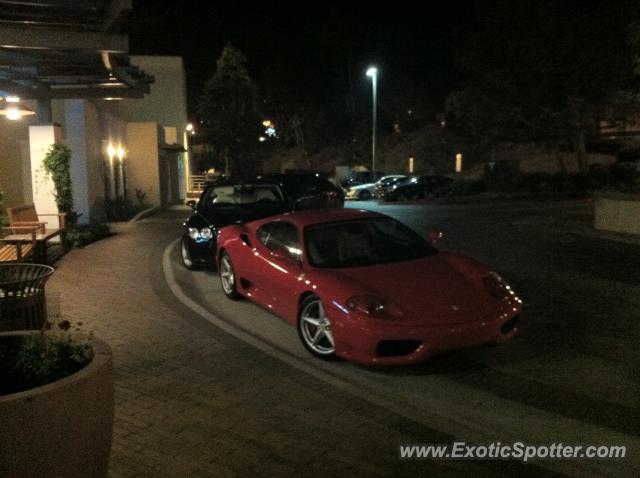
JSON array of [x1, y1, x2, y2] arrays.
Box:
[[0, 96, 36, 120]]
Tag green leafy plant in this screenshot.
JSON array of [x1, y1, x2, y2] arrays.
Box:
[[106, 196, 150, 222], [41, 143, 79, 226], [135, 188, 149, 207], [0, 319, 93, 395], [63, 223, 111, 249]]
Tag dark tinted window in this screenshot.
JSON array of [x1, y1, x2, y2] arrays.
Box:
[[260, 221, 301, 259], [257, 222, 278, 246], [305, 218, 437, 268], [200, 184, 282, 207]]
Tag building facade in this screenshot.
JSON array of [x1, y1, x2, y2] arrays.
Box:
[[0, 55, 189, 224]]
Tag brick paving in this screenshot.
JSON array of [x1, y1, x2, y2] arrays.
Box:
[[47, 210, 552, 478]]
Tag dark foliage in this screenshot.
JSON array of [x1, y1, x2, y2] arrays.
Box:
[[0, 333, 92, 396]]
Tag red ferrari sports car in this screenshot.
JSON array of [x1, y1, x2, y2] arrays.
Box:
[[216, 208, 522, 365]]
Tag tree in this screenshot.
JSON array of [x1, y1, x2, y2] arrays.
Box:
[[198, 44, 262, 177], [448, 1, 640, 172]]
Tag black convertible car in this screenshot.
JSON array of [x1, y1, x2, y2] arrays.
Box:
[[181, 173, 344, 269], [181, 181, 287, 269]]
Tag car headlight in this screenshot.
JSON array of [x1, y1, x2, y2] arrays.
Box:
[[188, 226, 217, 243], [200, 227, 213, 241], [346, 294, 404, 319], [483, 272, 518, 301]]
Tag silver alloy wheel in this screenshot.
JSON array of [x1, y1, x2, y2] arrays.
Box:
[[181, 240, 194, 268], [299, 299, 335, 355], [220, 255, 235, 296]]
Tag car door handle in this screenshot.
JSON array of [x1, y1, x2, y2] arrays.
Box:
[[240, 233, 251, 246]]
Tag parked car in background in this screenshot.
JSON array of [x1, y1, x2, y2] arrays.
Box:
[[216, 208, 521, 365], [340, 171, 386, 189], [181, 181, 287, 269], [345, 175, 407, 200], [258, 172, 345, 209], [381, 175, 453, 202]]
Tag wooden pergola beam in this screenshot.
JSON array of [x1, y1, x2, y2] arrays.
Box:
[[0, 25, 129, 53]]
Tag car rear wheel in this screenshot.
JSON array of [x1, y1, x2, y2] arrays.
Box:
[[219, 252, 240, 300], [358, 189, 372, 201], [398, 192, 408, 201], [181, 238, 198, 270], [297, 295, 336, 360]]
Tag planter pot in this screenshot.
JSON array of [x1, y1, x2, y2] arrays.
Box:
[[0, 332, 114, 478], [594, 192, 640, 235]]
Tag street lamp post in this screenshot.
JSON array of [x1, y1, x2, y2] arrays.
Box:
[[366, 66, 378, 180]]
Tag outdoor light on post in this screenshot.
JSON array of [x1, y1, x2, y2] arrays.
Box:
[[184, 123, 194, 196], [366, 67, 378, 180]]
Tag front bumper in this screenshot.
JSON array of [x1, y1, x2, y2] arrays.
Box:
[[183, 234, 217, 266], [344, 189, 358, 199], [331, 302, 521, 366]]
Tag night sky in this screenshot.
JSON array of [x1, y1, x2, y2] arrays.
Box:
[[128, 2, 474, 118]]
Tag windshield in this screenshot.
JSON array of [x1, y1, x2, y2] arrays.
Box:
[[305, 217, 437, 268], [200, 184, 283, 208]]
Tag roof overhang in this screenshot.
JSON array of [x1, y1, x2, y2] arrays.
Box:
[[0, 0, 153, 101]]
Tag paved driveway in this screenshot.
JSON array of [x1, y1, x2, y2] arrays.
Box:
[[46, 201, 638, 477]]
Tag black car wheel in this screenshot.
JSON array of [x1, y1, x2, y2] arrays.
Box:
[[398, 192, 409, 201], [181, 238, 199, 270], [358, 190, 372, 201], [219, 251, 241, 300]]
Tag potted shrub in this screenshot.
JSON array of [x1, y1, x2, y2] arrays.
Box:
[[0, 320, 114, 478]]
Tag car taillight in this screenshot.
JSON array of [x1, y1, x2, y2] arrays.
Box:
[[483, 272, 518, 301], [346, 295, 404, 319]]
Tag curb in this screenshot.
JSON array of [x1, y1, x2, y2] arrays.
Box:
[[129, 206, 161, 223], [106, 206, 161, 234], [567, 225, 640, 246]]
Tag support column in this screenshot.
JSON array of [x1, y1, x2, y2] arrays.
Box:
[[64, 100, 90, 224]]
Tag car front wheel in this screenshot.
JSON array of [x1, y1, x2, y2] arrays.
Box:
[[181, 238, 198, 270], [219, 252, 240, 300], [297, 295, 336, 360], [358, 190, 372, 200]]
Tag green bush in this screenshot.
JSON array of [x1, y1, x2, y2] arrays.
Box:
[[0, 321, 92, 395], [64, 223, 111, 249], [106, 190, 150, 222], [41, 144, 78, 226]]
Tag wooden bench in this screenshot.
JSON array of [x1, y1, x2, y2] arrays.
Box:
[[7, 204, 66, 263], [0, 226, 37, 262]]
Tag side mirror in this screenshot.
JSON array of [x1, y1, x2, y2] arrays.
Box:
[[428, 229, 443, 244], [186, 200, 196, 210]]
